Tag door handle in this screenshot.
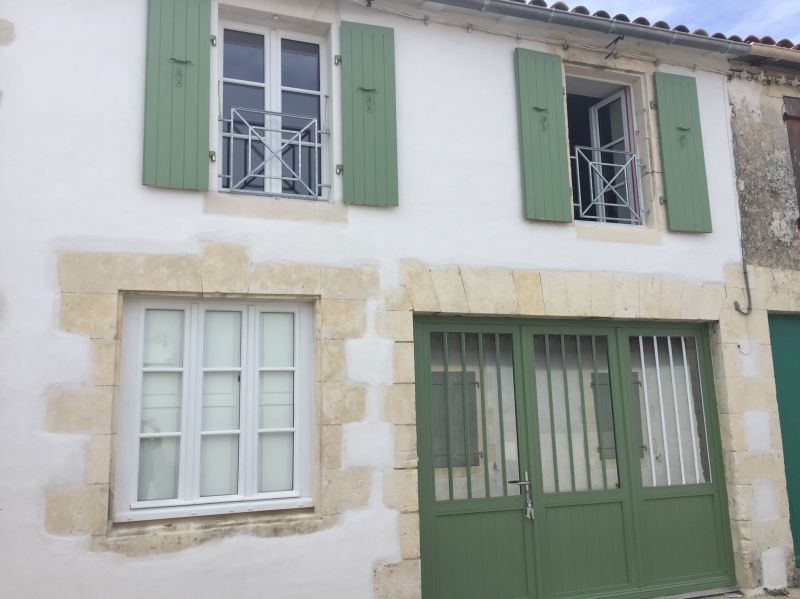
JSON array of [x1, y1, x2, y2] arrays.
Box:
[[509, 474, 535, 520]]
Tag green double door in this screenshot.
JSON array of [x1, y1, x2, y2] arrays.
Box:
[[415, 318, 734, 599]]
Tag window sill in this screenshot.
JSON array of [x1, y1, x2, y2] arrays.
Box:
[[204, 191, 348, 223], [574, 220, 662, 245], [113, 496, 314, 523]]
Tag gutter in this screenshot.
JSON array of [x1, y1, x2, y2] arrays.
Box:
[[430, 0, 752, 57], [747, 44, 800, 66]]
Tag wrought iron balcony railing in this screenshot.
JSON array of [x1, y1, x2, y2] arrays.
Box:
[[220, 107, 328, 199], [571, 145, 643, 225]]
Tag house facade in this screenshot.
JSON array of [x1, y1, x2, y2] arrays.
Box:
[[1, 0, 799, 597]]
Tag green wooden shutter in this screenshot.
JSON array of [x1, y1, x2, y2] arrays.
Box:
[[340, 22, 398, 206], [515, 48, 572, 222], [654, 73, 712, 233], [143, 0, 211, 191]]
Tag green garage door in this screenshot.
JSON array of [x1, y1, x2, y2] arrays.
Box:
[[769, 315, 800, 567], [415, 318, 735, 599]]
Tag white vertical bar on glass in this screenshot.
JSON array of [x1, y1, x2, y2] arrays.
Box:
[[666, 337, 687, 485], [680, 337, 701, 483], [653, 336, 672, 486], [692, 339, 712, 482], [638, 336, 657, 487]]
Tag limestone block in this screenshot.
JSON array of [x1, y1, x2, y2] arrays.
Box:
[[768, 269, 800, 312], [377, 310, 414, 342], [84, 435, 112, 485], [714, 376, 778, 415], [45, 485, 108, 536], [60, 293, 119, 339], [752, 480, 782, 522], [394, 425, 418, 469], [320, 340, 346, 382], [320, 299, 367, 339], [373, 560, 422, 599], [460, 267, 494, 314], [399, 512, 421, 559], [698, 283, 726, 321], [725, 263, 746, 289], [46, 386, 114, 435], [514, 271, 545, 315], [384, 469, 419, 513], [718, 342, 770, 381], [58, 252, 202, 294], [321, 266, 379, 300], [320, 383, 367, 424], [393, 343, 416, 384], [540, 271, 567, 316], [614, 275, 640, 319], [743, 410, 773, 454], [321, 425, 342, 470], [563, 272, 592, 316], [727, 483, 752, 521], [383, 384, 416, 424], [718, 308, 771, 344], [199, 243, 250, 294], [91, 338, 117, 386], [680, 282, 703, 320], [430, 267, 468, 313], [249, 263, 321, 295], [486, 268, 518, 315], [400, 261, 439, 313], [590, 272, 614, 318], [658, 278, 683, 320], [321, 468, 371, 514], [385, 287, 413, 311], [639, 277, 662, 319], [718, 413, 747, 453], [723, 452, 787, 484]]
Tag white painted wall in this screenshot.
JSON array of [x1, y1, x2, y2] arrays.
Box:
[[0, 0, 743, 597]]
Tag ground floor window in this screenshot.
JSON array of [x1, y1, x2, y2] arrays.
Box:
[[114, 298, 313, 522]]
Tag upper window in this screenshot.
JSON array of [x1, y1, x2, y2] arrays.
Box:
[[566, 76, 642, 225], [219, 25, 327, 199], [115, 299, 313, 522]]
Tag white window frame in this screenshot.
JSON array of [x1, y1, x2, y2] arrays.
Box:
[[114, 298, 314, 523], [216, 19, 330, 199]]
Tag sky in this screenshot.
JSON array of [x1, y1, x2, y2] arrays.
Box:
[[574, 0, 800, 44]]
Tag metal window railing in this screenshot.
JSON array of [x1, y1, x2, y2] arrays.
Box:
[[571, 145, 643, 225], [220, 107, 328, 199]]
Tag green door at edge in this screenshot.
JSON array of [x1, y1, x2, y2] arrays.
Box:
[[415, 318, 735, 599], [769, 315, 800, 567]]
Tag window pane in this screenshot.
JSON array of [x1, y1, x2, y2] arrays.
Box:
[[259, 432, 294, 492], [203, 372, 240, 431], [140, 372, 182, 433], [260, 313, 294, 368], [203, 311, 241, 368], [281, 91, 320, 132], [281, 39, 319, 91], [224, 29, 264, 82], [138, 437, 179, 501], [143, 310, 183, 368], [259, 371, 294, 429], [223, 82, 265, 133], [200, 435, 239, 497]]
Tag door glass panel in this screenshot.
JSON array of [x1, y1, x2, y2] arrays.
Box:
[[259, 432, 294, 492], [138, 437, 179, 501], [200, 435, 239, 497], [630, 336, 711, 486], [533, 334, 620, 493], [143, 309, 184, 368], [429, 332, 520, 502]]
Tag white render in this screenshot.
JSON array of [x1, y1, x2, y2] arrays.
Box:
[[0, 0, 753, 597]]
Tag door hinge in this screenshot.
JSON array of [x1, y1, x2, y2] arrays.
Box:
[[334, 54, 342, 66], [335, 164, 344, 175]]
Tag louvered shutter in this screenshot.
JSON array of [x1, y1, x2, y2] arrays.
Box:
[[340, 22, 399, 206], [515, 48, 572, 222], [142, 0, 211, 190], [654, 73, 712, 233]]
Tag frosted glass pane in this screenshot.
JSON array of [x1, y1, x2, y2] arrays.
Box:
[[203, 372, 240, 431], [138, 437, 179, 501], [259, 372, 294, 429], [200, 435, 239, 497], [203, 311, 241, 368], [259, 432, 293, 492], [260, 313, 294, 368], [143, 310, 184, 368], [140, 373, 182, 433]]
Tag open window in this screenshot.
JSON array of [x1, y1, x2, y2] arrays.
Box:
[[566, 76, 642, 225]]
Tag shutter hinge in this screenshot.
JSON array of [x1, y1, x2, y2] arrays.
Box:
[[335, 164, 344, 175], [334, 54, 342, 66], [209, 150, 217, 162], [210, 34, 217, 46], [650, 100, 657, 109]]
